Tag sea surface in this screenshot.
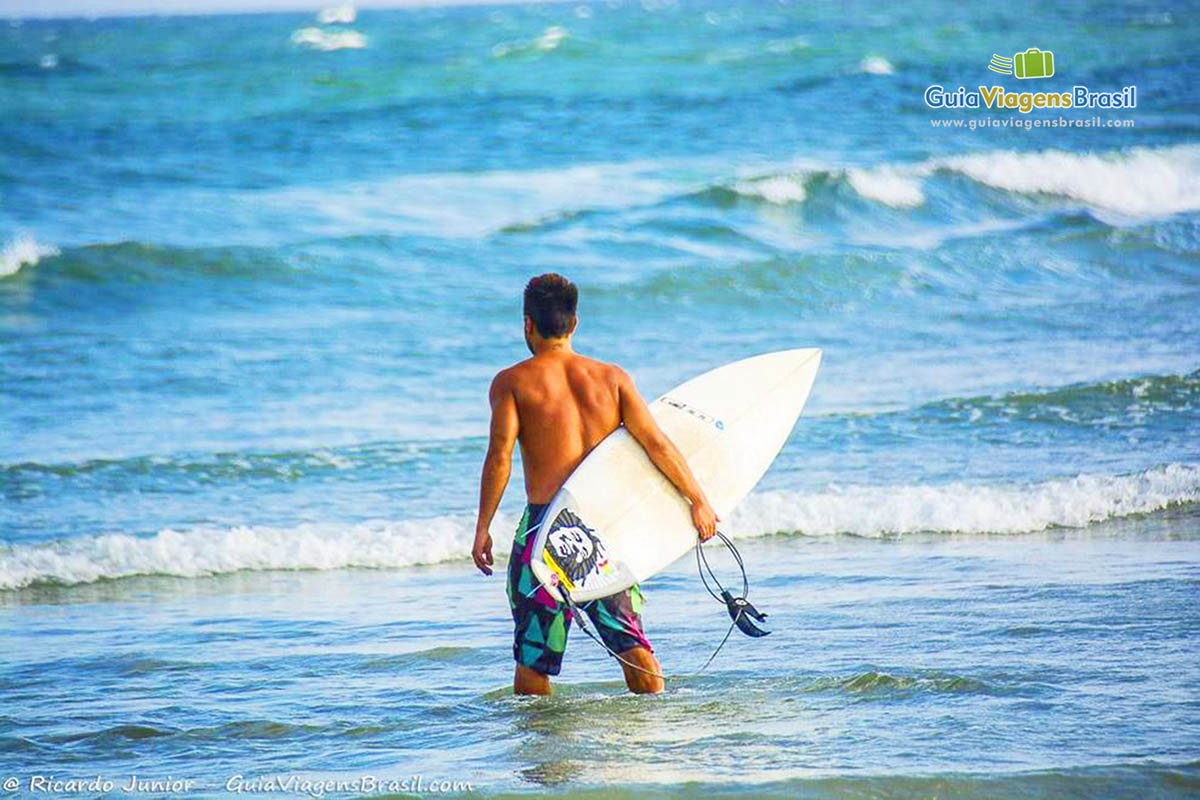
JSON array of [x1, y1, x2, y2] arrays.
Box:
[[2, 0, 1198, 797]]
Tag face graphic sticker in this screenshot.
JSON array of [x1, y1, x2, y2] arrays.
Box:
[[552, 526, 594, 561], [545, 508, 607, 587]]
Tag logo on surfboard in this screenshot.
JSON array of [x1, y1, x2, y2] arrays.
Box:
[[661, 396, 725, 430], [542, 508, 611, 592]]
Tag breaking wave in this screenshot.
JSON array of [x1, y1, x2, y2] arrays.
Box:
[[291, 27, 367, 51], [3, 464, 1195, 591], [730, 463, 1199, 538], [495, 144, 1200, 239], [0, 235, 59, 277], [723, 144, 1200, 217]]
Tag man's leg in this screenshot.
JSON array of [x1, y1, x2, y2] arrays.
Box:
[[588, 584, 663, 694], [514, 663, 552, 695], [507, 504, 568, 696], [617, 646, 664, 694]]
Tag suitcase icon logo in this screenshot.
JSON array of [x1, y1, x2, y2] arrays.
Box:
[[988, 48, 1055, 79]]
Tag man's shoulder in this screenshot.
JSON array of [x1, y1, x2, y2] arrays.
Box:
[[490, 356, 545, 389], [595, 357, 630, 383], [489, 361, 525, 395]]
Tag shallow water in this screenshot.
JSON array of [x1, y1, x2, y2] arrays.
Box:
[[4, 514, 1198, 797], [1, 0, 1198, 797]]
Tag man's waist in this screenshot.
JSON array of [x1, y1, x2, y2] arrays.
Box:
[[525, 502, 550, 528]]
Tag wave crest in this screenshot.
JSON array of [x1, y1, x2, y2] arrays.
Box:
[[731, 463, 1199, 538], [0, 513, 504, 592], [0, 235, 59, 277], [291, 27, 367, 51], [719, 144, 1200, 216], [3, 465, 1196, 591], [936, 145, 1200, 219]]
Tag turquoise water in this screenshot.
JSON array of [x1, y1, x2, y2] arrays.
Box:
[[2, 1, 1198, 797]]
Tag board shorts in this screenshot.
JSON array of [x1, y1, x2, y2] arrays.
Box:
[[506, 502, 653, 676]]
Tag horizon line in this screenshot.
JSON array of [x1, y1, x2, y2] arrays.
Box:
[[1, 0, 578, 22]]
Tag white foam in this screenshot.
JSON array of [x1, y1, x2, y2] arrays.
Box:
[[3, 465, 1195, 591], [728, 463, 1200, 538], [829, 144, 1200, 215], [537, 25, 568, 51], [492, 25, 569, 58], [0, 235, 59, 277], [734, 165, 922, 209], [291, 27, 367, 51], [846, 167, 924, 207], [732, 174, 807, 204], [0, 512, 513, 592], [316, 4, 356, 24], [859, 56, 894, 75], [741, 144, 1200, 218], [935, 145, 1200, 218]]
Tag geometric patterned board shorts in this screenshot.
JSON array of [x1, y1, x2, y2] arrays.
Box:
[[506, 502, 654, 676]]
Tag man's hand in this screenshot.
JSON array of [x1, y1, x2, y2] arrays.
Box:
[[472, 527, 494, 576], [691, 498, 719, 542]]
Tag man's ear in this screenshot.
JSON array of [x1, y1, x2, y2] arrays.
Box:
[[568, 316, 579, 336], [524, 315, 534, 336]]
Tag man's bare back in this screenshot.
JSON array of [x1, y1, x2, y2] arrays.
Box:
[[500, 351, 625, 504]]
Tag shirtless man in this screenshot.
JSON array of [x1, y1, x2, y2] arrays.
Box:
[[471, 273, 719, 696]]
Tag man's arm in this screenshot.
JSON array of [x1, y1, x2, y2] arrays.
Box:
[[616, 366, 719, 541], [473, 370, 519, 575]]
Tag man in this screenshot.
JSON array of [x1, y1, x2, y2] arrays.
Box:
[[472, 273, 719, 696]]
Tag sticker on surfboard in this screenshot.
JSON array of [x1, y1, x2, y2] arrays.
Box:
[[540, 508, 615, 594]]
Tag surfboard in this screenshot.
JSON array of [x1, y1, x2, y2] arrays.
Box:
[[529, 348, 822, 603]]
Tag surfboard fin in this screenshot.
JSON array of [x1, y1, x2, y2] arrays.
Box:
[[720, 589, 771, 637]]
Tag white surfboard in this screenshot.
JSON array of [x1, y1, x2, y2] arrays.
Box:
[[529, 348, 821, 603]]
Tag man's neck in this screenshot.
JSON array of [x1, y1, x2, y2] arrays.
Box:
[[532, 337, 573, 356]]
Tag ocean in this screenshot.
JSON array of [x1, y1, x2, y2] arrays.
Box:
[[1, 0, 1198, 797]]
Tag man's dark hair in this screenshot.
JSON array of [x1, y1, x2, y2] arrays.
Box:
[[523, 273, 578, 338]]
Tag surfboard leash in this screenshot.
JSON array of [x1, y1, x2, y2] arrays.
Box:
[[561, 592, 670, 681], [695, 531, 772, 640], [565, 595, 738, 682], [561, 530, 769, 683]]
